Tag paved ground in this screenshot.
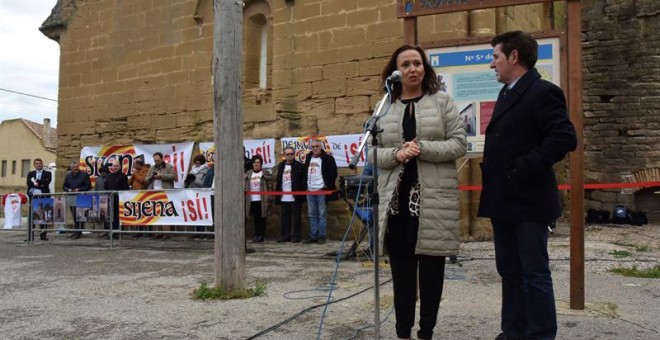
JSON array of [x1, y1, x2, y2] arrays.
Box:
[[0, 223, 658, 339]]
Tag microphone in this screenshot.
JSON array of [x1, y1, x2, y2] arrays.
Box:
[[386, 70, 402, 83]]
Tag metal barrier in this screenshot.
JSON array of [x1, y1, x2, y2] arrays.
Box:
[[27, 189, 216, 247]]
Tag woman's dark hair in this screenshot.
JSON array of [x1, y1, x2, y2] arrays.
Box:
[[491, 31, 538, 69], [193, 154, 206, 165], [381, 44, 439, 101], [251, 154, 264, 165]]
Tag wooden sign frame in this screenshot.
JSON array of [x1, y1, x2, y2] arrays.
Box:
[[397, 0, 585, 309]]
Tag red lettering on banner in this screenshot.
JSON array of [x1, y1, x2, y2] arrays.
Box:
[[162, 145, 185, 183], [343, 140, 365, 165], [179, 193, 209, 223]]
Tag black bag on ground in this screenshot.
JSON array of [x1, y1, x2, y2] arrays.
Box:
[[628, 210, 648, 226], [611, 205, 630, 224], [586, 208, 610, 224]]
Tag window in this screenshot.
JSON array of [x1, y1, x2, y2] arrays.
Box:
[[243, 0, 271, 90], [12, 160, 16, 175], [21, 159, 31, 177], [1, 160, 6, 177]]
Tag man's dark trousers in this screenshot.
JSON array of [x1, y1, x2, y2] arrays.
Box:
[[492, 219, 557, 340], [280, 201, 302, 241]]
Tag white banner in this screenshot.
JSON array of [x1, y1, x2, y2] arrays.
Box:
[[119, 189, 213, 226], [199, 138, 277, 168], [280, 134, 366, 168], [80, 142, 194, 188]]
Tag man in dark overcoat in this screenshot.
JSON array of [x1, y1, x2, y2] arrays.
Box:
[[478, 31, 577, 340]]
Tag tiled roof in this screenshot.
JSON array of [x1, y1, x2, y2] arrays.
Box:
[[21, 119, 57, 152]]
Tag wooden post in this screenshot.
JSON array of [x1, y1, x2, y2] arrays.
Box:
[[567, 0, 585, 310], [213, 0, 245, 289], [403, 17, 417, 45]]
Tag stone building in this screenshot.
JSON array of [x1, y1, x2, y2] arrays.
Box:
[[581, 0, 660, 222], [39, 0, 659, 237]]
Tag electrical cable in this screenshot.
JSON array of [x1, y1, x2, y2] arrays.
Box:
[[245, 278, 393, 340], [345, 307, 395, 340]]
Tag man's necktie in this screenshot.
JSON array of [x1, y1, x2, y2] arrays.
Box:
[[503, 86, 510, 98]]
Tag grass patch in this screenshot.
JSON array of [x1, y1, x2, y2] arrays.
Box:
[[193, 281, 267, 300], [608, 250, 632, 258], [611, 241, 651, 252], [609, 265, 660, 278]]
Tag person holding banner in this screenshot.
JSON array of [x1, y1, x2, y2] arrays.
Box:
[[371, 44, 466, 340], [274, 146, 305, 243], [478, 31, 577, 340], [244, 155, 272, 243], [146, 152, 177, 239]]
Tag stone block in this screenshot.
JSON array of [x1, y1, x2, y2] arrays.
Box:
[[312, 79, 346, 98], [244, 101, 276, 124], [323, 62, 358, 80], [336, 45, 373, 63], [305, 14, 347, 34], [330, 27, 367, 48], [346, 76, 380, 96], [372, 39, 401, 58], [293, 3, 321, 20], [470, 9, 497, 37], [297, 99, 336, 116], [347, 8, 379, 26], [358, 58, 387, 77], [293, 66, 323, 83], [366, 22, 402, 42], [321, 0, 357, 16], [335, 96, 370, 114], [293, 33, 319, 53]]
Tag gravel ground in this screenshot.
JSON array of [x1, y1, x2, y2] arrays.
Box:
[[0, 223, 658, 339]]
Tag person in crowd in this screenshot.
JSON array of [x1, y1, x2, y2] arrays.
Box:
[[95, 164, 110, 237], [370, 44, 467, 340], [128, 157, 150, 190], [185, 154, 208, 189], [303, 139, 338, 245], [478, 31, 577, 340], [146, 152, 177, 239], [63, 161, 92, 239], [202, 152, 215, 240], [186, 154, 208, 238], [244, 155, 272, 243], [27, 158, 52, 241], [127, 157, 151, 237], [274, 146, 305, 242], [105, 158, 130, 238], [243, 146, 253, 173]]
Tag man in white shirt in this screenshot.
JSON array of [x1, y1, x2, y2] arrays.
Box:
[[303, 139, 338, 244], [275, 146, 305, 242]]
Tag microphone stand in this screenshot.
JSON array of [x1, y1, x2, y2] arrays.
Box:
[[349, 79, 394, 340]]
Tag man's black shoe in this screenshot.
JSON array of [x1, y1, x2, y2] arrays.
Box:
[[277, 238, 290, 243], [254, 236, 264, 243], [40, 231, 48, 241], [70, 232, 82, 240], [303, 238, 317, 244], [317, 238, 326, 244], [291, 238, 301, 243]]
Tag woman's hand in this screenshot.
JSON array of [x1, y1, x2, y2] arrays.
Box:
[[396, 139, 420, 162]]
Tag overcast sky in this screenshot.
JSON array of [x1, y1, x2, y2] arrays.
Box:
[[0, 1, 60, 126]]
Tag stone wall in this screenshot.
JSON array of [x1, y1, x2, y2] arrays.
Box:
[[582, 0, 660, 211], [45, 0, 568, 239]]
